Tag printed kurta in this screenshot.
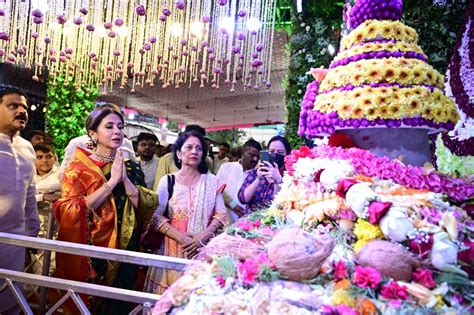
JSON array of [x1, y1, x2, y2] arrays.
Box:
[[144, 173, 226, 294]]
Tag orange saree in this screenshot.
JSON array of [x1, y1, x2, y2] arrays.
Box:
[[52, 147, 158, 312]]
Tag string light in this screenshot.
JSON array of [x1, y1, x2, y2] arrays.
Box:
[[0, 0, 277, 94]]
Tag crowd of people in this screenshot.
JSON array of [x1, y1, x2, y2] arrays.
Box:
[[0, 84, 291, 314]]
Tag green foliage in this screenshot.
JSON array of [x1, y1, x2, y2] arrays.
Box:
[[282, 0, 468, 148], [167, 121, 179, 133], [45, 77, 98, 161], [213, 256, 237, 279], [207, 129, 247, 146]]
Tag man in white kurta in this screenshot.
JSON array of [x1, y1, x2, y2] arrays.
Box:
[[0, 85, 40, 314]]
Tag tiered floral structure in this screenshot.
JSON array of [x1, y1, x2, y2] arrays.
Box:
[[435, 2, 474, 177], [298, 0, 459, 137]]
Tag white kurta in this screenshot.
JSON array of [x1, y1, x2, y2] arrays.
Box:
[[139, 156, 160, 189], [216, 161, 245, 222], [0, 133, 40, 311]]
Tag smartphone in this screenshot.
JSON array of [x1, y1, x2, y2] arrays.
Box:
[[260, 150, 269, 163]]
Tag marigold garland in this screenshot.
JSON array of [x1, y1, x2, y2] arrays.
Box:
[[319, 57, 444, 91], [341, 20, 418, 49]]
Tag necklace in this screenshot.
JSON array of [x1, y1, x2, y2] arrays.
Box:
[[92, 151, 115, 163]]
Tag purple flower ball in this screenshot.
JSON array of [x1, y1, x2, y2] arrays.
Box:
[[73, 17, 83, 25], [181, 39, 187, 46], [256, 43, 264, 52], [104, 22, 113, 29], [232, 46, 241, 54], [143, 44, 152, 51], [0, 9, 5, 16], [44, 37, 51, 44], [31, 32, 39, 39], [115, 19, 124, 27], [108, 31, 116, 38], [237, 32, 246, 41], [163, 8, 171, 16], [201, 41, 208, 47], [135, 5, 146, 16], [176, 1, 186, 10], [207, 47, 214, 54], [57, 15, 67, 25], [65, 47, 73, 54], [238, 10, 247, 17], [149, 37, 157, 43], [86, 24, 95, 32], [159, 15, 167, 22], [201, 16, 211, 23], [33, 17, 43, 24], [79, 7, 89, 15], [218, 0, 228, 5], [32, 9, 43, 18]]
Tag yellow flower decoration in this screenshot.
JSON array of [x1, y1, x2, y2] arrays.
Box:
[[354, 239, 368, 253], [381, 25, 392, 38], [332, 289, 355, 307], [354, 219, 383, 241], [366, 108, 378, 120]]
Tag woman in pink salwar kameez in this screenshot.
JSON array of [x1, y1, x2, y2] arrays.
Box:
[[144, 131, 226, 294]]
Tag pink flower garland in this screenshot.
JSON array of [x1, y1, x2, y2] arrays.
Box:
[[286, 145, 474, 201]]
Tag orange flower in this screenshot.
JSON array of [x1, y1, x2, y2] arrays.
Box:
[[366, 25, 377, 37], [335, 279, 351, 290], [375, 95, 388, 105], [408, 99, 421, 112], [356, 298, 377, 315]]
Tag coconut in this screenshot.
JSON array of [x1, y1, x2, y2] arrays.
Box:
[[356, 240, 420, 281], [266, 227, 335, 281], [197, 233, 264, 262]]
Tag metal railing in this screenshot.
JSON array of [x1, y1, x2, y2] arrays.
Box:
[[0, 232, 191, 315]]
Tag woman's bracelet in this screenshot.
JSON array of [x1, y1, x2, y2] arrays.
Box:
[[126, 189, 139, 198], [103, 182, 112, 195], [162, 225, 171, 235]]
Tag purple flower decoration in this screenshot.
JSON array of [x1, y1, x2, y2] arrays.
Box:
[[218, 0, 228, 5], [44, 37, 51, 44], [143, 43, 152, 51], [176, 1, 186, 10], [104, 22, 113, 29], [86, 24, 95, 32], [163, 8, 171, 16], [115, 19, 124, 27], [33, 17, 43, 24], [255, 43, 264, 52], [73, 17, 83, 25], [135, 5, 146, 16], [57, 14, 67, 25], [159, 15, 167, 22], [31, 9, 43, 18], [238, 9, 247, 17], [232, 46, 241, 54], [201, 15, 211, 23], [0, 9, 5, 16], [79, 7, 89, 15], [149, 37, 157, 43], [65, 47, 73, 54], [108, 31, 116, 38], [31, 32, 39, 39]]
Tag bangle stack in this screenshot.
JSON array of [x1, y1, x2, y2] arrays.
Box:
[[103, 183, 112, 195], [126, 189, 139, 198]]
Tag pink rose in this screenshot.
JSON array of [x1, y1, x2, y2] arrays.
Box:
[[252, 220, 261, 228], [237, 258, 259, 285], [237, 219, 253, 231], [368, 201, 392, 224], [336, 178, 359, 199], [412, 269, 436, 289], [334, 260, 348, 280], [380, 281, 410, 300], [215, 275, 226, 287], [353, 266, 382, 289]]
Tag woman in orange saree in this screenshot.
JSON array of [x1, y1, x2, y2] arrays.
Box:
[[53, 105, 157, 314]]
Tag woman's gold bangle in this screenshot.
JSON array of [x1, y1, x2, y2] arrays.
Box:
[[162, 225, 171, 235], [103, 183, 112, 195], [126, 189, 139, 198]]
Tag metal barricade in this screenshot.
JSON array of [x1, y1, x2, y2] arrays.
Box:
[[0, 232, 191, 314]]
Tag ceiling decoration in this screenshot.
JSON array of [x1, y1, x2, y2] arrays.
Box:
[[0, 0, 277, 94]]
